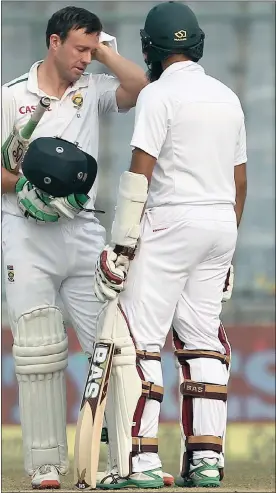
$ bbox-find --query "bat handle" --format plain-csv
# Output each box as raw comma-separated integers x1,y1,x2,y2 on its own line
114,245,136,259
40,96,51,109
20,97,51,140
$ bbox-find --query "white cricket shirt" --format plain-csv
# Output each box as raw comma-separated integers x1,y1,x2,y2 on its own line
1,60,120,216
130,61,247,208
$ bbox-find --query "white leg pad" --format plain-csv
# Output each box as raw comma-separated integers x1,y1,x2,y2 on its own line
12,306,69,475
178,357,229,466
103,385,118,471
101,301,142,478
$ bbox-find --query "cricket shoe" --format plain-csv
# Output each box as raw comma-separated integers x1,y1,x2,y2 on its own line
97,466,164,489
97,468,174,487
31,465,60,489
175,458,220,488
162,471,174,486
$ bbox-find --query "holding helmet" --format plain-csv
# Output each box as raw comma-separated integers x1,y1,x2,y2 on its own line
140,1,205,81
17,136,99,221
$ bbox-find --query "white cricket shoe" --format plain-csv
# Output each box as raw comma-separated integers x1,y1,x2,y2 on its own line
31,465,60,489
97,466,174,487
175,458,220,488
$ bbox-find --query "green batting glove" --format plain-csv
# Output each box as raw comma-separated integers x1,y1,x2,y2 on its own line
15,176,60,222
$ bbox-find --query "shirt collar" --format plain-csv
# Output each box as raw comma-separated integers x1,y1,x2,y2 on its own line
27,60,90,97
160,60,205,79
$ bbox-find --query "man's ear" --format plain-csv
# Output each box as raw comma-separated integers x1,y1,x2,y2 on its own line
49,34,61,51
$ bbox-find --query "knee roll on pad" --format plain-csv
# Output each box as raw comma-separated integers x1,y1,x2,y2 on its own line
13,306,69,475
174,334,230,480
102,303,163,477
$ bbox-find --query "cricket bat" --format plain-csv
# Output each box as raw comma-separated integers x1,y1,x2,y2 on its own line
74,299,118,490
1,96,51,172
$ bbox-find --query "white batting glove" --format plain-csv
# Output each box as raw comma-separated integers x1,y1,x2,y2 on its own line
94,245,130,302
222,265,234,302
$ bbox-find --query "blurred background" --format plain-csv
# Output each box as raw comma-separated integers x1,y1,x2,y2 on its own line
1,1,275,490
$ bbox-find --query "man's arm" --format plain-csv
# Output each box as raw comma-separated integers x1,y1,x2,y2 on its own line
234,162,247,227
129,148,156,183
94,86,169,302
234,114,247,227
1,167,20,194
95,43,148,110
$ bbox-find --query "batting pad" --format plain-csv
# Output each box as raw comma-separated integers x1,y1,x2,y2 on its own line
176,349,229,478
102,303,142,478
12,305,69,475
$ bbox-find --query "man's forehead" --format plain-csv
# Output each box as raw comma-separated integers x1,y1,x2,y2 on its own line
68,28,100,41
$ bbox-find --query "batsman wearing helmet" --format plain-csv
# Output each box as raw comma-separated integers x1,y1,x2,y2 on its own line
95,1,247,489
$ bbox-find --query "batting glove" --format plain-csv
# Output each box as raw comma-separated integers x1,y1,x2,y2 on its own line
49,193,90,220
16,176,59,223
1,127,29,172
222,265,234,302
94,245,130,302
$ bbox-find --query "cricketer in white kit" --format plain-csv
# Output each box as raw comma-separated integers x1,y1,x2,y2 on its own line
94,2,247,490
1,6,148,489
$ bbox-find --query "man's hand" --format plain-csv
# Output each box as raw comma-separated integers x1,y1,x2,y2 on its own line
1,126,28,173
94,245,130,302
222,265,234,302
49,193,90,219
93,42,115,64
16,176,59,222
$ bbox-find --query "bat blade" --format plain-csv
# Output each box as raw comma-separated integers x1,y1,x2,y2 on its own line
1,96,50,172
74,341,115,490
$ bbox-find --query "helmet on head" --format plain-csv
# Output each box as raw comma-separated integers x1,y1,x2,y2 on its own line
140,1,205,81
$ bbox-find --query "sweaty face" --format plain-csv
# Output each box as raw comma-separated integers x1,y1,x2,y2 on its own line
52,29,100,83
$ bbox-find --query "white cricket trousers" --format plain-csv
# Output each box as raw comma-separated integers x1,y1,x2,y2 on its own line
2,212,105,354
119,204,237,472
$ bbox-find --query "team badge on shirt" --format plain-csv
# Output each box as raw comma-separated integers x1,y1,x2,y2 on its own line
7,265,15,283
72,93,83,109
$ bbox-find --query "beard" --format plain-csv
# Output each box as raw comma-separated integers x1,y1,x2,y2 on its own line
146,61,163,83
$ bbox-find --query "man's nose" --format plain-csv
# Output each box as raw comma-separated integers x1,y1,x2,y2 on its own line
81,52,92,64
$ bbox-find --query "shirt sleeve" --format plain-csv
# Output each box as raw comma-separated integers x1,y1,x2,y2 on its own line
1,86,16,143
234,117,247,165
130,85,168,159
94,73,120,115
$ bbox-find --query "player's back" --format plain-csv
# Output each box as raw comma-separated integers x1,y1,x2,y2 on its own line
133,61,246,209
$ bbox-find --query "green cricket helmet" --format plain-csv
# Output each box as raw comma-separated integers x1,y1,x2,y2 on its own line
141,2,205,80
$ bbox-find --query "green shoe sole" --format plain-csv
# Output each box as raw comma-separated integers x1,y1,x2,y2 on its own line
175,475,192,487
192,478,220,488
97,478,164,489
175,475,220,488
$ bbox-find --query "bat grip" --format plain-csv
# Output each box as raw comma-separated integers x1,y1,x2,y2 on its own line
114,245,136,259
31,96,51,123
20,97,50,140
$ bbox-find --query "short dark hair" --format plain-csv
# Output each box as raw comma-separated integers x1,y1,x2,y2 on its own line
46,6,102,48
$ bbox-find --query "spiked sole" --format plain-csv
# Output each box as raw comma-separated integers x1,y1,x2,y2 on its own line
97,478,164,489
163,474,174,486
32,480,60,489
192,480,220,488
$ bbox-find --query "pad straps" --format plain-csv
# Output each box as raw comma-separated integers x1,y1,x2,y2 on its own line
175,348,230,369
180,380,227,402
174,336,229,478
132,349,163,456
